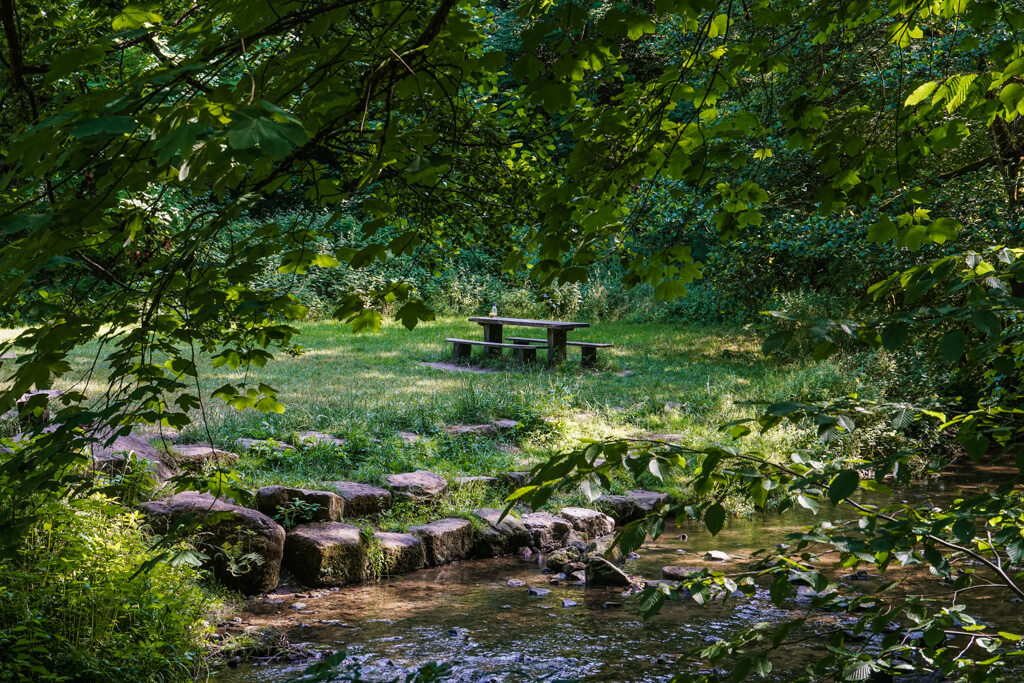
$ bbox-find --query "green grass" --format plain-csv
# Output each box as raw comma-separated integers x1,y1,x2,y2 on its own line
1,318,881,522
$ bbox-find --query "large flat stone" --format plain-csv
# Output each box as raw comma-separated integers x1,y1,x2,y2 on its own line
328,481,392,517
410,518,474,567
585,556,634,587
369,532,426,577
284,522,366,587
521,511,574,551
386,470,448,502
140,492,285,594
471,508,532,558
235,437,294,452
256,486,344,523
453,475,500,488
560,507,616,539
170,443,239,468
90,432,176,482
295,431,347,447
597,489,671,525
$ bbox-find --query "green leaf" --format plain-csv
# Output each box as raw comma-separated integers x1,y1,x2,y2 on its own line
113,6,162,30
828,470,859,504
905,81,938,106
939,329,966,363
705,503,726,536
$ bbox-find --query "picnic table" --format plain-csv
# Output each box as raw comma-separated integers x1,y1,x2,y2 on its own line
443,317,612,367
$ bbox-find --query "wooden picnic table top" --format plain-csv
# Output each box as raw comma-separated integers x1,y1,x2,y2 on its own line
467,316,590,330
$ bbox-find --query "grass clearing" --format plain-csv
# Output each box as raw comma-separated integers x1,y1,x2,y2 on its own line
2,318,882,521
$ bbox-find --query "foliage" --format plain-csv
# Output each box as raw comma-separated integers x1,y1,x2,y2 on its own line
0,494,216,681
273,499,324,529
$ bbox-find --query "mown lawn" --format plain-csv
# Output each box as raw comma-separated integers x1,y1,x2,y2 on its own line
2,318,875,528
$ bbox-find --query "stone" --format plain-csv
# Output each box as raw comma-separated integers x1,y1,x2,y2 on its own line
396,431,421,444
521,511,574,551
662,566,699,581
502,471,530,487
602,601,623,609
235,437,294,452
443,423,498,436
420,361,498,374
453,475,500,488
90,432,176,482
409,518,474,567
704,550,731,561
386,470,448,502
562,598,578,608
369,532,425,577
256,486,344,522
284,522,366,587
585,556,634,587
527,587,551,597
327,481,392,517
170,443,239,467
507,579,526,587
492,419,519,432
15,389,64,427
471,508,532,558
295,431,347,447
559,507,616,539
596,490,671,525
544,546,582,571
140,492,285,594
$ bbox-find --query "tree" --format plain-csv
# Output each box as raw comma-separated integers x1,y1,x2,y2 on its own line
4,0,1024,679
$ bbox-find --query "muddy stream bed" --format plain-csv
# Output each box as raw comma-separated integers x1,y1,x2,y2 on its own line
214,472,1023,681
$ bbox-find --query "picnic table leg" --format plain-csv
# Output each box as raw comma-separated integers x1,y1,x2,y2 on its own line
546,329,567,367
581,346,598,368
483,323,503,357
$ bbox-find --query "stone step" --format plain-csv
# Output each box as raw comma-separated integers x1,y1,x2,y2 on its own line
371,531,425,577
409,518,474,567
256,486,344,523
327,481,392,517
559,507,616,539
596,489,671,525
295,431,347,447
521,511,575,552
140,492,284,595
284,522,365,587
471,508,531,558
385,470,448,502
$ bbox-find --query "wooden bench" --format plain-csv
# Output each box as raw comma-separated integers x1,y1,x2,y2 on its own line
444,338,548,364
507,337,614,368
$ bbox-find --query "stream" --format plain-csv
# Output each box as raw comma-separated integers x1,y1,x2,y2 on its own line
213,469,1023,681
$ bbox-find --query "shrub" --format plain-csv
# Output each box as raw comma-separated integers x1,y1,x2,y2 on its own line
0,495,218,681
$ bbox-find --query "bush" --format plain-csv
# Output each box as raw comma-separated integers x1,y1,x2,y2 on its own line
0,495,218,681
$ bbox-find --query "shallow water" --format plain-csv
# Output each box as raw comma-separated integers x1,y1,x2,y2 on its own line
214,473,1023,681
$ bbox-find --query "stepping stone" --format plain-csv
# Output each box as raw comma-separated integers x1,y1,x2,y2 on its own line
521,511,574,552
140,492,285,594
597,489,671,525
409,518,474,567
15,389,64,427
453,475,500,488
235,437,294,452
327,481,392,517
492,419,519,431
396,431,421,445
585,556,633,587
142,428,180,444
90,432,176,482
471,508,532,558
527,587,550,597
386,470,448,502
256,486,344,523
170,443,239,466
704,550,731,561
502,471,531,487
284,522,366,587
369,532,425,577
420,361,497,374
662,565,700,581
444,423,499,436
295,431,347,447
559,507,616,539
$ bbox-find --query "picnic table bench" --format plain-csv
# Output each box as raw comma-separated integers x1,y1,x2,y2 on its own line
445,316,613,367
